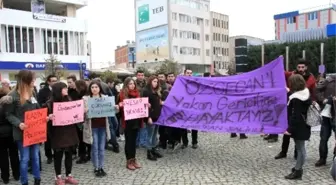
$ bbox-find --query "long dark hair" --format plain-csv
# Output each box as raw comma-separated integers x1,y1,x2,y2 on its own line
88,80,103,97
146,75,161,97
121,77,138,98
51,82,70,102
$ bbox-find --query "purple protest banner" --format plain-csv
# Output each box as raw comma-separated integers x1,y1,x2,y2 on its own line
157,56,288,134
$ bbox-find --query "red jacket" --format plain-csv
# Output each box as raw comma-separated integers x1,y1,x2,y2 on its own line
285,71,316,101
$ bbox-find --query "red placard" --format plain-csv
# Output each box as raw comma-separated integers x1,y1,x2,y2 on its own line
23,108,47,147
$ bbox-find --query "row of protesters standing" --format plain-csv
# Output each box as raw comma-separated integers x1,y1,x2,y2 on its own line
0,87,20,184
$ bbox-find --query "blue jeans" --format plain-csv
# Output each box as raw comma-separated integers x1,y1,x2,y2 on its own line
17,141,40,184
137,127,147,147
146,124,159,150
92,128,106,169
108,117,118,146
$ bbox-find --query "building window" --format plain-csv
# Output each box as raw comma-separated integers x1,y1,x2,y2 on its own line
287,17,296,24
205,34,209,41
226,21,229,29
6,26,35,54
205,19,209,26
173,29,178,38
172,12,177,20
308,12,318,20
204,4,209,11
206,49,210,56
43,29,69,55
213,19,216,26
173,45,178,54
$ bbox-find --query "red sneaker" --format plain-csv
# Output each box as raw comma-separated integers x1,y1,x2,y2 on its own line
55,177,65,185
64,176,79,185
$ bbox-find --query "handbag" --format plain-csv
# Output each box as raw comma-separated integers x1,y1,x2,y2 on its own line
330,156,336,182
305,104,322,127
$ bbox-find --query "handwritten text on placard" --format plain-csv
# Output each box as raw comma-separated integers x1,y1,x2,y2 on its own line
88,96,115,118
23,108,48,147
123,97,148,120
53,100,84,126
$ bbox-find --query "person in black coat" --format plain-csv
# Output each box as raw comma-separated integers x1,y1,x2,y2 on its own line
142,76,164,161
284,74,311,180
0,88,20,184
37,74,57,164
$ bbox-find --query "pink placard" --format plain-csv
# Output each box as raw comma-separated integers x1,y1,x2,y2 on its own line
123,97,148,120
53,100,84,126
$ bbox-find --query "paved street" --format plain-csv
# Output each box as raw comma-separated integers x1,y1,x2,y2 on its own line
6,132,336,185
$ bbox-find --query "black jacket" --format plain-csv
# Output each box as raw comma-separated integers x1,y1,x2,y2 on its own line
287,88,312,140
143,88,162,122
0,96,12,138
37,85,51,106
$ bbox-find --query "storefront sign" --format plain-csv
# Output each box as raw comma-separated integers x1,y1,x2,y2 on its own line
33,13,66,23
0,61,86,70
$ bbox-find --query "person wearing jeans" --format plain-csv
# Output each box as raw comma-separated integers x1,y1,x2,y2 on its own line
146,124,161,160
284,75,311,180
143,76,164,161
17,142,41,185
136,127,147,148
83,82,112,178
92,127,107,176
5,70,43,185
107,116,119,153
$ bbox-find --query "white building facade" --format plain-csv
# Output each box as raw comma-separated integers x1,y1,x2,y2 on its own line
134,0,212,74
0,0,88,86
210,11,229,75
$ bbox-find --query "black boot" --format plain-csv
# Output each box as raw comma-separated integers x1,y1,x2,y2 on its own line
315,159,326,167
275,152,287,159
239,134,248,139
285,169,303,180
112,144,120,153
152,148,163,158
230,133,237,138
147,150,157,161
76,156,87,164
34,178,41,185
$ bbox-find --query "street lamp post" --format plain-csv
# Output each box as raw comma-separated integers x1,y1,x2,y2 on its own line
131,51,136,68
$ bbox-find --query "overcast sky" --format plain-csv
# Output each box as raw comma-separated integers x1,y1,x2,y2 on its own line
77,0,335,69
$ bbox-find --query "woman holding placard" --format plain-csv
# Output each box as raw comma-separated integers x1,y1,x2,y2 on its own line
142,76,163,161
5,70,42,185
118,77,145,170
82,81,113,177
46,82,79,185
